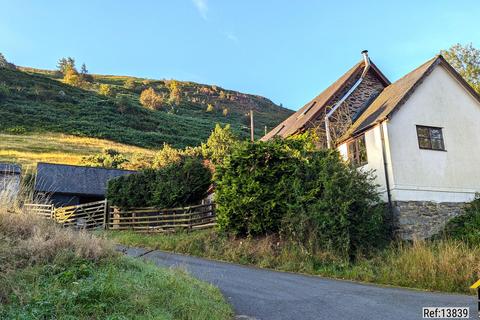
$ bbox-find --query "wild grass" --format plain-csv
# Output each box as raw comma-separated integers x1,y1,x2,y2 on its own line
107,230,480,294
0,198,232,319
0,132,156,168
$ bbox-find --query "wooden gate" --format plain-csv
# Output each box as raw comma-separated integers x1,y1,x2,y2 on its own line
54,200,107,229
24,203,54,219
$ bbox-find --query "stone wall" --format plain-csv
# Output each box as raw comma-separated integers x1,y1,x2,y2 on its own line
392,201,466,240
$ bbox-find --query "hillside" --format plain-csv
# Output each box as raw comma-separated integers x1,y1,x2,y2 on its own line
0,132,156,169
0,66,292,149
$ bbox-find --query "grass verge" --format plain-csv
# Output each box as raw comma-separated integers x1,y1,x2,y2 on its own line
0,206,232,319
107,229,480,295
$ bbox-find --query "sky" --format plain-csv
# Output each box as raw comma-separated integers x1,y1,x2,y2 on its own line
1,0,479,110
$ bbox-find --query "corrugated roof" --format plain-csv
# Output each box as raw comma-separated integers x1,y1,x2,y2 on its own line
34,163,136,196
0,163,21,174
261,59,389,141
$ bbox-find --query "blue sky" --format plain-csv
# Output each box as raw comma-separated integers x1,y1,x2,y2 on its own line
1,0,479,110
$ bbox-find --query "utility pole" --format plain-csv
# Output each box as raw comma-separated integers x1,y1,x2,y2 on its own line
250,109,254,142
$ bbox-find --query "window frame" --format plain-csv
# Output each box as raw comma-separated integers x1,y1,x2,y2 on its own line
347,134,368,167
416,125,446,151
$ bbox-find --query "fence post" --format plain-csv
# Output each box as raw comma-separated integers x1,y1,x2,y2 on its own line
112,206,120,229
50,204,55,220
103,199,109,230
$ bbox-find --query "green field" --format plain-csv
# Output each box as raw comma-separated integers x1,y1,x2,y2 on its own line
0,66,292,149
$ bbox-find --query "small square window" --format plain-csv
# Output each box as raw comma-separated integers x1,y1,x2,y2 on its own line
416,125,445,151
347,134,368,167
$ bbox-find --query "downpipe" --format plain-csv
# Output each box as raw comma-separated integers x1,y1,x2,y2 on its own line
326,50,371,148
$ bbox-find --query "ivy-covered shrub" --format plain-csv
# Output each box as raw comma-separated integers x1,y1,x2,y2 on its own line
214,136,389,257
441,195,480,245
107,157,211,208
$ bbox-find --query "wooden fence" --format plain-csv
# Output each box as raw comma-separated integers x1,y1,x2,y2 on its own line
24,203,54,219
108,203,216,232
24,201,216,233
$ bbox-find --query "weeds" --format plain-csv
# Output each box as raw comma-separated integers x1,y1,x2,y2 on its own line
108,230,480,294
0,200,232,319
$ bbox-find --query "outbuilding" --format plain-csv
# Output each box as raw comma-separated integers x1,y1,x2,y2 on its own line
34,162,135,207
0,163,21,200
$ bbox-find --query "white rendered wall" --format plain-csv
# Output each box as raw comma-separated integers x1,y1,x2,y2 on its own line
386,65,480,202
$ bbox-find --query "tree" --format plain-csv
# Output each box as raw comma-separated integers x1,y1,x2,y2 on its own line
81,149,128,169
107,157,212,208
124,78,136,90
57,57,76,75
214,137,388,257
167,80,182,105
139,87,164,110
153,143,183,168
441,43,480,93
99,84,113,97
63,68,80,86
201,124,238,164
206,104,214,112
222,107,229,117
0,53,15,69
79,63,94,83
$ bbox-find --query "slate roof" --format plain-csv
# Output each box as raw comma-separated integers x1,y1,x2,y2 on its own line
261,59,390,141
34,163,136,196
262,54,480,145
338,55,480,143
0,163,21,174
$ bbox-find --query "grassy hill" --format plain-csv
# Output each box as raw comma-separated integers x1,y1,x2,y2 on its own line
0,132,156,169
0,66,292,149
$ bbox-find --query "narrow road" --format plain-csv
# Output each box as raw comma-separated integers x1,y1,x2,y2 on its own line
120,246,476,320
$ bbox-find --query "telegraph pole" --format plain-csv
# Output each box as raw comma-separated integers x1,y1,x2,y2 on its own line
250,109,254,142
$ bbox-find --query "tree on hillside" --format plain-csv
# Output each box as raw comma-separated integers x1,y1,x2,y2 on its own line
63,68,80,86
57,57,76,75
140,87,164,110
124,78,136,90
222,107,229,117
441,43,480,93
206,104,214,112
79,63,94,83
167,80,182,105
0,53,15,69
201,124,238,164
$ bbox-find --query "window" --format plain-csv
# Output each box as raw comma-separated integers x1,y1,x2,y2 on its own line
347,134,368,166
416,125,445,151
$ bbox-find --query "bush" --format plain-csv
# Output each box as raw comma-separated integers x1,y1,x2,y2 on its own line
441,195,480,245
153,143,184,168
214,136,389,257
108,157,212,208
6,126,27,135
0,82,10,101
123,78,136,90
81,149,128,169
115,94,134,113
140,87,164,110
99,84,113,97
